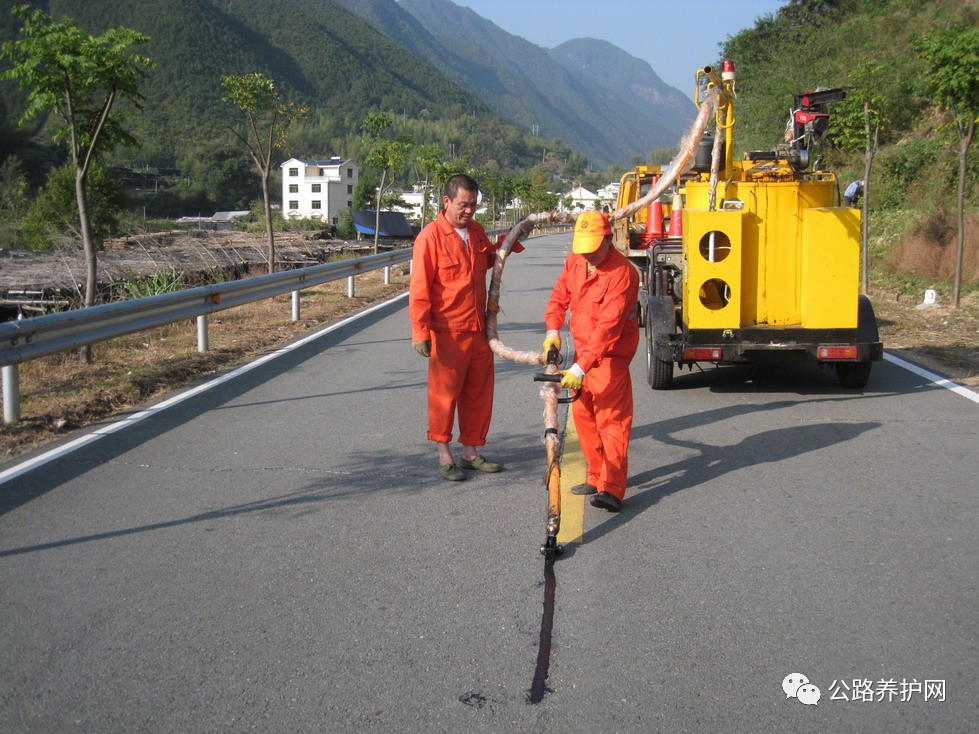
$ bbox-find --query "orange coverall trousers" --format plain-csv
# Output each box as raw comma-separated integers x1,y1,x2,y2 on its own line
427,330,494,446
572,355,633,501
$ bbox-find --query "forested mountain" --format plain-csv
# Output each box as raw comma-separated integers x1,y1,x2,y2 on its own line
0,0,695,176
0,0,504,161
389,0,692,166
0,0,586,214
547,37,692,136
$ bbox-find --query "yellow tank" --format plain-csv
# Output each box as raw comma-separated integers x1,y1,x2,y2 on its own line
682,163,857,330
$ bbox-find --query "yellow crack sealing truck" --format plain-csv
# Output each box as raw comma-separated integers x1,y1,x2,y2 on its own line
613,61,882,390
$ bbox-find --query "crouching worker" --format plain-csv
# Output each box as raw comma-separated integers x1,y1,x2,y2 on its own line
542,210,639,511
408,173,521,482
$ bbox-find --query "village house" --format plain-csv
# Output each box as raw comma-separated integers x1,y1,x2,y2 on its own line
559,185,600,213
280,157,358,227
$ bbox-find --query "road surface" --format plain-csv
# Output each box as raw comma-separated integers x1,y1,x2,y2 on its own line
1,232,976,732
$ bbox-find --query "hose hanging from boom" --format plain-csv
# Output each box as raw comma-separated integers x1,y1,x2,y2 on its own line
610,86,718,223
485,211,571,556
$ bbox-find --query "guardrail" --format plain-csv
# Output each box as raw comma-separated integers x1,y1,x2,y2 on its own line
0,247,413,424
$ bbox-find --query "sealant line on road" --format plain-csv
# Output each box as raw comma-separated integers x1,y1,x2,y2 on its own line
884,352,979,405
558,412,586,545
0,292,410,487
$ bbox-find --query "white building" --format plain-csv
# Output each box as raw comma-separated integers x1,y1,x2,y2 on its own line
560,185,600,212
280,157,358,226
394,186,426,223
597,182,620,207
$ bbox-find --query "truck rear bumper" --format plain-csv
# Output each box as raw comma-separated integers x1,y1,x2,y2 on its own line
658,326,884,364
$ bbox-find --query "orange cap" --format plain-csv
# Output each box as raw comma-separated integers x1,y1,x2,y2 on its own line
572,211,612,254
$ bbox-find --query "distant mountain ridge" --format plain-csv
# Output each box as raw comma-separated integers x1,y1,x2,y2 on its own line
337,0,693,167
1,0,694,180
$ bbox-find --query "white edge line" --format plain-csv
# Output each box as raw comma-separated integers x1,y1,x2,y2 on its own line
0,291,409,486
883,352,979,404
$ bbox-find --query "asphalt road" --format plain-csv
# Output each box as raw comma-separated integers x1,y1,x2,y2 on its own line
1,232,976,733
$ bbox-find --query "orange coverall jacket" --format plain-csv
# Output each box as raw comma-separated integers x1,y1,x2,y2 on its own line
544,247,640,499
409,211,498,445
409,210,496,342
544,247,640,372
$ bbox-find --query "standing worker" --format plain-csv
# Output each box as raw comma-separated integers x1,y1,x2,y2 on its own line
543,211,640,512
409,173,518,482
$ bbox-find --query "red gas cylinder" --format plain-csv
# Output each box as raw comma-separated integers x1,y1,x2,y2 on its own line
641,200,663,247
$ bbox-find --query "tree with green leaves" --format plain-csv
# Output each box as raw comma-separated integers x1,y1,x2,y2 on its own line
414,143,448,227
914,25,979,309
221,72,306,273
1,4,152,328
362,112,413,254
21,161,126,253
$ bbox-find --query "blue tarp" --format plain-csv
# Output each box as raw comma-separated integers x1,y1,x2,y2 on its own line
351,210,417,238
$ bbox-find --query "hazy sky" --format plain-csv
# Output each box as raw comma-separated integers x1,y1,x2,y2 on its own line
448,0,787,97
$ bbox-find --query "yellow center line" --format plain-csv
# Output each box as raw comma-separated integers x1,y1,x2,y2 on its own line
557,410,585,545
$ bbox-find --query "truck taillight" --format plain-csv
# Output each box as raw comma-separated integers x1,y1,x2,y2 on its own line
817,345,858,360
683,347,723,361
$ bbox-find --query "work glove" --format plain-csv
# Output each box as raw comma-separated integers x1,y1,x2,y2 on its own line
542,331,561,354
412,340,431,358
494,234,525,253
559,369,583,391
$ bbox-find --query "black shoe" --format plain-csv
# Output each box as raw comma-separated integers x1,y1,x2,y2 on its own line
570,482,597,495
590,492,621,512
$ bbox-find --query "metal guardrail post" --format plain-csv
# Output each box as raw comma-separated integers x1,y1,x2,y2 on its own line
197,314,209,353
291,290,301,321
347,275,355,298
2,364,20,425
384,266,391,285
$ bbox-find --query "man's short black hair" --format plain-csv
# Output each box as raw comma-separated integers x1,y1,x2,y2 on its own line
444,173,479,201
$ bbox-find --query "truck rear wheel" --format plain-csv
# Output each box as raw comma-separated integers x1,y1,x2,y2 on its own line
835,361,872,389
646,324,674,390
645,296,676,390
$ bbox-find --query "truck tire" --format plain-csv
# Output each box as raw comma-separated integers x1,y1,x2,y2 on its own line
645,296,676,390
650,352,674,390
834,295,879,388
645,319,674,390
835,361,872,389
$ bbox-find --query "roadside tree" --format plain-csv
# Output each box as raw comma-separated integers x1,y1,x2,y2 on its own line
221,72,306,274
362,112,412,254
1,4,152,362
914,26,979,309
414,144,448,227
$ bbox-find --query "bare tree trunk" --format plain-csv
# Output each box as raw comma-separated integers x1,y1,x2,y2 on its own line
262,174,275,274
953,118,974,309
76,169,95,364
861,102,878,296
373,170,386,255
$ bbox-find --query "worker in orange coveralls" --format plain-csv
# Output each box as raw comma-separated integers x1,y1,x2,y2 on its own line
409,173,521,482
543,210,639,512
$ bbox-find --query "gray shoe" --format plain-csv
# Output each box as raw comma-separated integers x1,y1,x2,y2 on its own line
439,463,465,481
570,482,597,495
460,455,501,473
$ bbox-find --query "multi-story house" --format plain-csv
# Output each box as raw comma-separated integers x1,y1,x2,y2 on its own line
280,157,358,227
